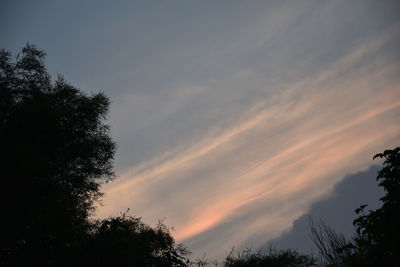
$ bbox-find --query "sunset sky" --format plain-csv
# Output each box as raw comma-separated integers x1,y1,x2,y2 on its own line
1,0,399,260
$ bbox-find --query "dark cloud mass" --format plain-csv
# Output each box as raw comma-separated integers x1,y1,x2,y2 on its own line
269,166,383,254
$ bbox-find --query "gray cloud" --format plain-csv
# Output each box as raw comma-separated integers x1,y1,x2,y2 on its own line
269,165,383,255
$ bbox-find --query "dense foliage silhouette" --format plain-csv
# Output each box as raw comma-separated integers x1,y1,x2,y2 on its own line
86,214,189,267
0,45,189,266
350,147,400,266
223,248,316,267
0,44,115,265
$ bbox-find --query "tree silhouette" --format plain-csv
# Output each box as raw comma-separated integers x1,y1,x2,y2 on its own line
0,44,192,267
0,44,116,265
351,147,400,266
309,218,352,266
86,214,189,267
310,147,400,267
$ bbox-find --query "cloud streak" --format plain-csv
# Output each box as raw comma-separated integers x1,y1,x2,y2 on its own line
98,26,400,259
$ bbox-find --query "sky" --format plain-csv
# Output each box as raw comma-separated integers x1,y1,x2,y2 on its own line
1,0,400,260
269,165,383,255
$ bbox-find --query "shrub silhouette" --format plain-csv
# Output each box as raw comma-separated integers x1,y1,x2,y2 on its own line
223,247,316,267
309,218,353,266
86,214,189,267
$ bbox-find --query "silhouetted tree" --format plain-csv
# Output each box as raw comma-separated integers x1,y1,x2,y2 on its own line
85,214,190,267
0,44,116,265
309,218,354,266
310,147,400,267
351,147,400,266
0,44,193,267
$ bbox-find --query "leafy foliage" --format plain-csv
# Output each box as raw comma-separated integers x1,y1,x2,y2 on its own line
351,147,400,266
82,214,190,267
0,44,116,265
0,44,189,266
223,247,317,267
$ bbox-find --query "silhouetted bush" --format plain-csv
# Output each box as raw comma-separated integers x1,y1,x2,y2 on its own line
81,214,189,267
309,218,354,266
223,247,317,267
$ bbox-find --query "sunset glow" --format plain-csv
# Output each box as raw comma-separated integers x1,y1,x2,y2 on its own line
3,0,399,260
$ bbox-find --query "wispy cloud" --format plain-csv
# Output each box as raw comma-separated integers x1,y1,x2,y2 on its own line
98,26,400,259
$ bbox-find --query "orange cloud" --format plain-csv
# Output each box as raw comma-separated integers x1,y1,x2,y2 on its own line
97,28,400,259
